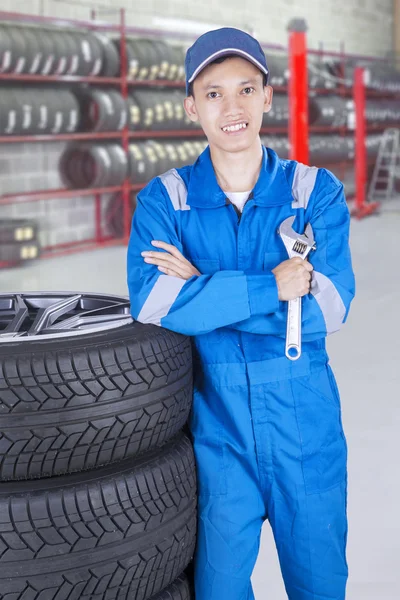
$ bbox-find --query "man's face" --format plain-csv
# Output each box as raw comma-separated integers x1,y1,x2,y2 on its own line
184,56,273,153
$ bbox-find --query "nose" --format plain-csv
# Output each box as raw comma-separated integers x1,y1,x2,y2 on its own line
223,94,244,119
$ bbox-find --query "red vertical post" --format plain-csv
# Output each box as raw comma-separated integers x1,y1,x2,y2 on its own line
287,19,309,164
120,7,132,243
353,67,367,216
352,67,379,218
91,8,102,243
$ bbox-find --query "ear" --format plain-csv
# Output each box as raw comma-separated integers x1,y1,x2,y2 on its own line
184,95,199,122
263,85,274,114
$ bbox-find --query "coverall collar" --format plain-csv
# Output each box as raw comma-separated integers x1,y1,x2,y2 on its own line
187,144,294,208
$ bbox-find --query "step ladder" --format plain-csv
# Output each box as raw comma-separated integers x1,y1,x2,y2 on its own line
368,128,400,203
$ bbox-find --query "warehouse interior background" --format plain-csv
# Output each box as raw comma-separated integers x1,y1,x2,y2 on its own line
0,0,399,599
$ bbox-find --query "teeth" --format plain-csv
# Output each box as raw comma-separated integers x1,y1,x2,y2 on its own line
222,122,247,132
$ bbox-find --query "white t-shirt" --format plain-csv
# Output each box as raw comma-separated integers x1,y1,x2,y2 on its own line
225,190,251,213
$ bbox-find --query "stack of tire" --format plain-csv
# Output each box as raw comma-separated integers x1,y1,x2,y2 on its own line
0,291,197,599
0,24,185,81
60,139,208,189
0,218,40,268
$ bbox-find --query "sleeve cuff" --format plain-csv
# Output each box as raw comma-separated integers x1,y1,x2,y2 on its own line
246,273,280,316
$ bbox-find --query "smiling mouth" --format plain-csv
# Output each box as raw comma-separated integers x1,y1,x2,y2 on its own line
222,122,248,133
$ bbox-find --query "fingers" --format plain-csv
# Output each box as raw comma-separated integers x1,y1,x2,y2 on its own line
151,240,189,263
143,253,193,278
157,266,186,279
290,256,313,271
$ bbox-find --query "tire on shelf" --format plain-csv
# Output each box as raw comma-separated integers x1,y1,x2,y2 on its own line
21,26,43,75
0,292,193,480
71,30,102,77
152,40,173,80
309,96,348,127
0,241,40,265
37,28,57,76
75,87,126,132
0,25,13,74
127,94,142,130
105,190,137,238
34,89,56,134
0,432,197,600
0,88,23,135
51,28,71,75
141,38,161,81
148,140,172,174
0,219,38,244
130,90,156,130
266,53,289,87
62,89,80,133
60,143,128,188
5,26,27,74
128,142,150,183
95,32,120,77
130,39,153,81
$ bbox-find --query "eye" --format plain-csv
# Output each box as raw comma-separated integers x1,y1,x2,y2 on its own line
207,91,220,99
243,87,255,94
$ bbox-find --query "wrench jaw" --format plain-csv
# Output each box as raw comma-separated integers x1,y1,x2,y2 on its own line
279,217,316,259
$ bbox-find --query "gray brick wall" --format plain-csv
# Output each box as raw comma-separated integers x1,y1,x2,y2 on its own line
22,0,396,56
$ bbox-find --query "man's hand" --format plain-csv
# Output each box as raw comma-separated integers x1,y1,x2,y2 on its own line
141,241,201,280
272,257,313,301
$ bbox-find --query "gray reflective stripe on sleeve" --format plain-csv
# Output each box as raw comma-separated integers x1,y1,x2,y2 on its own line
310,271,346,334
137,274,186,326
292,163,319,209
159,169,190,211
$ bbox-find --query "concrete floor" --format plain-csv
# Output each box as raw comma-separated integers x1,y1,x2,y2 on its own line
1,210,399,599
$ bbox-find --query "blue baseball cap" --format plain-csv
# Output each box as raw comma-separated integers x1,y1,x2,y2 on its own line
185,27,269,96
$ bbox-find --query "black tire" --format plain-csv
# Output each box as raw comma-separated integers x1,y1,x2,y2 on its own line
127,94,142,130
21,26,43,74
115,38,140,79
0,219,37,243
0,25,13,73
0,88,23,135
141,38,161,81
105,191,137,237
0,433,197,600
60,143,128,188
95,32,120,77
75,87,119,132
152,574,192,600
0,307,192,480
35,89,56,134
0,240,40,264
38,28,57,75
131,39,152,81
62,89,80,133
153,40,172,80
129,142,150,182
6,26,27,74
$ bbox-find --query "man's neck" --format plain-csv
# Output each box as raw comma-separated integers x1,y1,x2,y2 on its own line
210,138,263,193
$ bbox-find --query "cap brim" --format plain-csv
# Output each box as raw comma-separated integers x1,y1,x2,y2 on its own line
188,48,269,84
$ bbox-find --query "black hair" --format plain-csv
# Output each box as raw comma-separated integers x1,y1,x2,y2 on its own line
188,54,268,97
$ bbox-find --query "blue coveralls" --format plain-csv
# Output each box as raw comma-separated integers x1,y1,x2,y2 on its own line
127,145,355,600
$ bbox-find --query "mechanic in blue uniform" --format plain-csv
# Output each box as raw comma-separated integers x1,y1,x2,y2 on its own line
127,27,355,600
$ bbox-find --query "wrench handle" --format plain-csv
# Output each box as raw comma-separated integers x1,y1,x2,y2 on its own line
286,296,302,361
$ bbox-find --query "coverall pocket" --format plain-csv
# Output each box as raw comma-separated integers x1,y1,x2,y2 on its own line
189,258,220,275
292,365,347,495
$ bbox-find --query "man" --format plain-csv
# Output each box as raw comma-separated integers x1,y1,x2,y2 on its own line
127,27,355,600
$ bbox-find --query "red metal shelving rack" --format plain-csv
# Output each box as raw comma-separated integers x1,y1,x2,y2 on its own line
0,8,398,269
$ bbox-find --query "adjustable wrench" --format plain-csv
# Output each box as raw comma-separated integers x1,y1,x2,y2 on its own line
278,216,316,361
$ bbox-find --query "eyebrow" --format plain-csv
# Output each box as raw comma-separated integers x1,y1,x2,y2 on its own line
203,78,260,90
